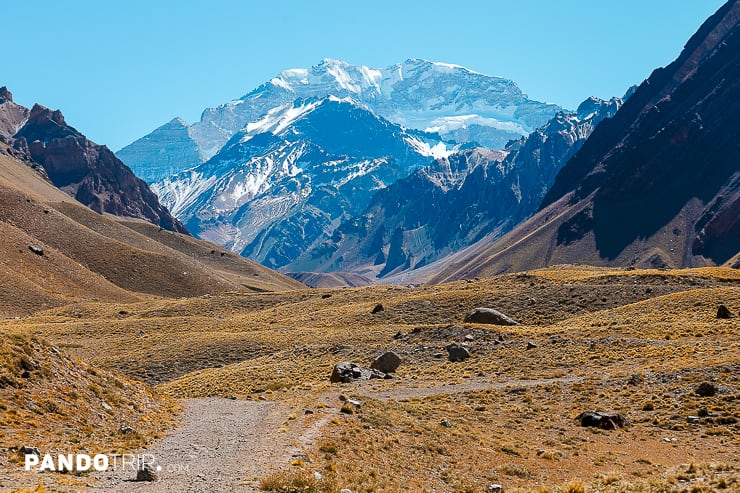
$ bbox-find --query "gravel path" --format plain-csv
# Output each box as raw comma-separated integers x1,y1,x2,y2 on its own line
94,398,290,492
356,375,583,401
90,376,581,492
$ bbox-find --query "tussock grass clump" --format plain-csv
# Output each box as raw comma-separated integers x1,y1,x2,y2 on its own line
260,469,337,493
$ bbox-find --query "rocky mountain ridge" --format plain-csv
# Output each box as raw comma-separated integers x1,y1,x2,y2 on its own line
153,96,456,269
424,0,740,282
284,96,622,280
0,87,187,234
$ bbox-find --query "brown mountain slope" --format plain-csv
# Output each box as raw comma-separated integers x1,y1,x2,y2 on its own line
0,329,177,487
0,150,303,316
425,1,739,283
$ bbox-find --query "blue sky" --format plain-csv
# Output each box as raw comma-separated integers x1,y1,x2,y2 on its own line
3,0,726,151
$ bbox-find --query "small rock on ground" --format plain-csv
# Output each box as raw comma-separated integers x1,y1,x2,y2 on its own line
445,343,471,362
716,305,735,318
577,411,628,430
695,382,717,397
135,464,158,482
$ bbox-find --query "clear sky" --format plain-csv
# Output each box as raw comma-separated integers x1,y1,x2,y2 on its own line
2,0,727,151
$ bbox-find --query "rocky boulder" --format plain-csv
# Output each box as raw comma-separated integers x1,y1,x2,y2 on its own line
370,352,402,373
445,343,471,362
696,382,717,397
19,445,41,457
135,463,158,482
464,307,518,326
330,362,388,383
577,411,628,430
716,305,735,319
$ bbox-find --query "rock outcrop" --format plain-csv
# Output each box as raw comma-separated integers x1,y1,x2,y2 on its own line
464,307,518,326
330,362,389,383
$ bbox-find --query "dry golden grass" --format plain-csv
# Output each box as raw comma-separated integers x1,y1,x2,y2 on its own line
0,328,178,491
1,265,738,491
526,265,740,283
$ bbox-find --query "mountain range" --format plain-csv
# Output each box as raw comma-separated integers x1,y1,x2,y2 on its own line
152,96,458,270
117,58,563,183
0,142,302,316
0,88,302,316
1,3,738,491
283,96,622,280
85,1,740,285
115,59,587,278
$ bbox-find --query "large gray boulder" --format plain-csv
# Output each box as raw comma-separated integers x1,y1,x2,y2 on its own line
370,352,402,373
464,307,518,326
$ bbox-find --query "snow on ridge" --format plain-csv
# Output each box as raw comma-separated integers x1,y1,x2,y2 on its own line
325,61,360,93
425,114,528,135
398,58,506,79
153,170,217,217
244,99,322,137
331,159,384,189
427,61,502,80
268,58,510,101
430,61,467,71
270,77,295,92
279,68,310,84
404,136,453,159
326,95,357,104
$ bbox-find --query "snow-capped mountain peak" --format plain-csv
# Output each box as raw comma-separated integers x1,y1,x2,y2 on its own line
119,58,564,184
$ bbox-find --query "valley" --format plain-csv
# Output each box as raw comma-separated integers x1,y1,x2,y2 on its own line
1,266,738,491
0,1,737,492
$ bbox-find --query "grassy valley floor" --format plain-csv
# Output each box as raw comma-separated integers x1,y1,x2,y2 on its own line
1,266,738,491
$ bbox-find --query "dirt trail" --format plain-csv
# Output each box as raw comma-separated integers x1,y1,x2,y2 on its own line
94,398,291,492
91,376,579,492
357,375,583,400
